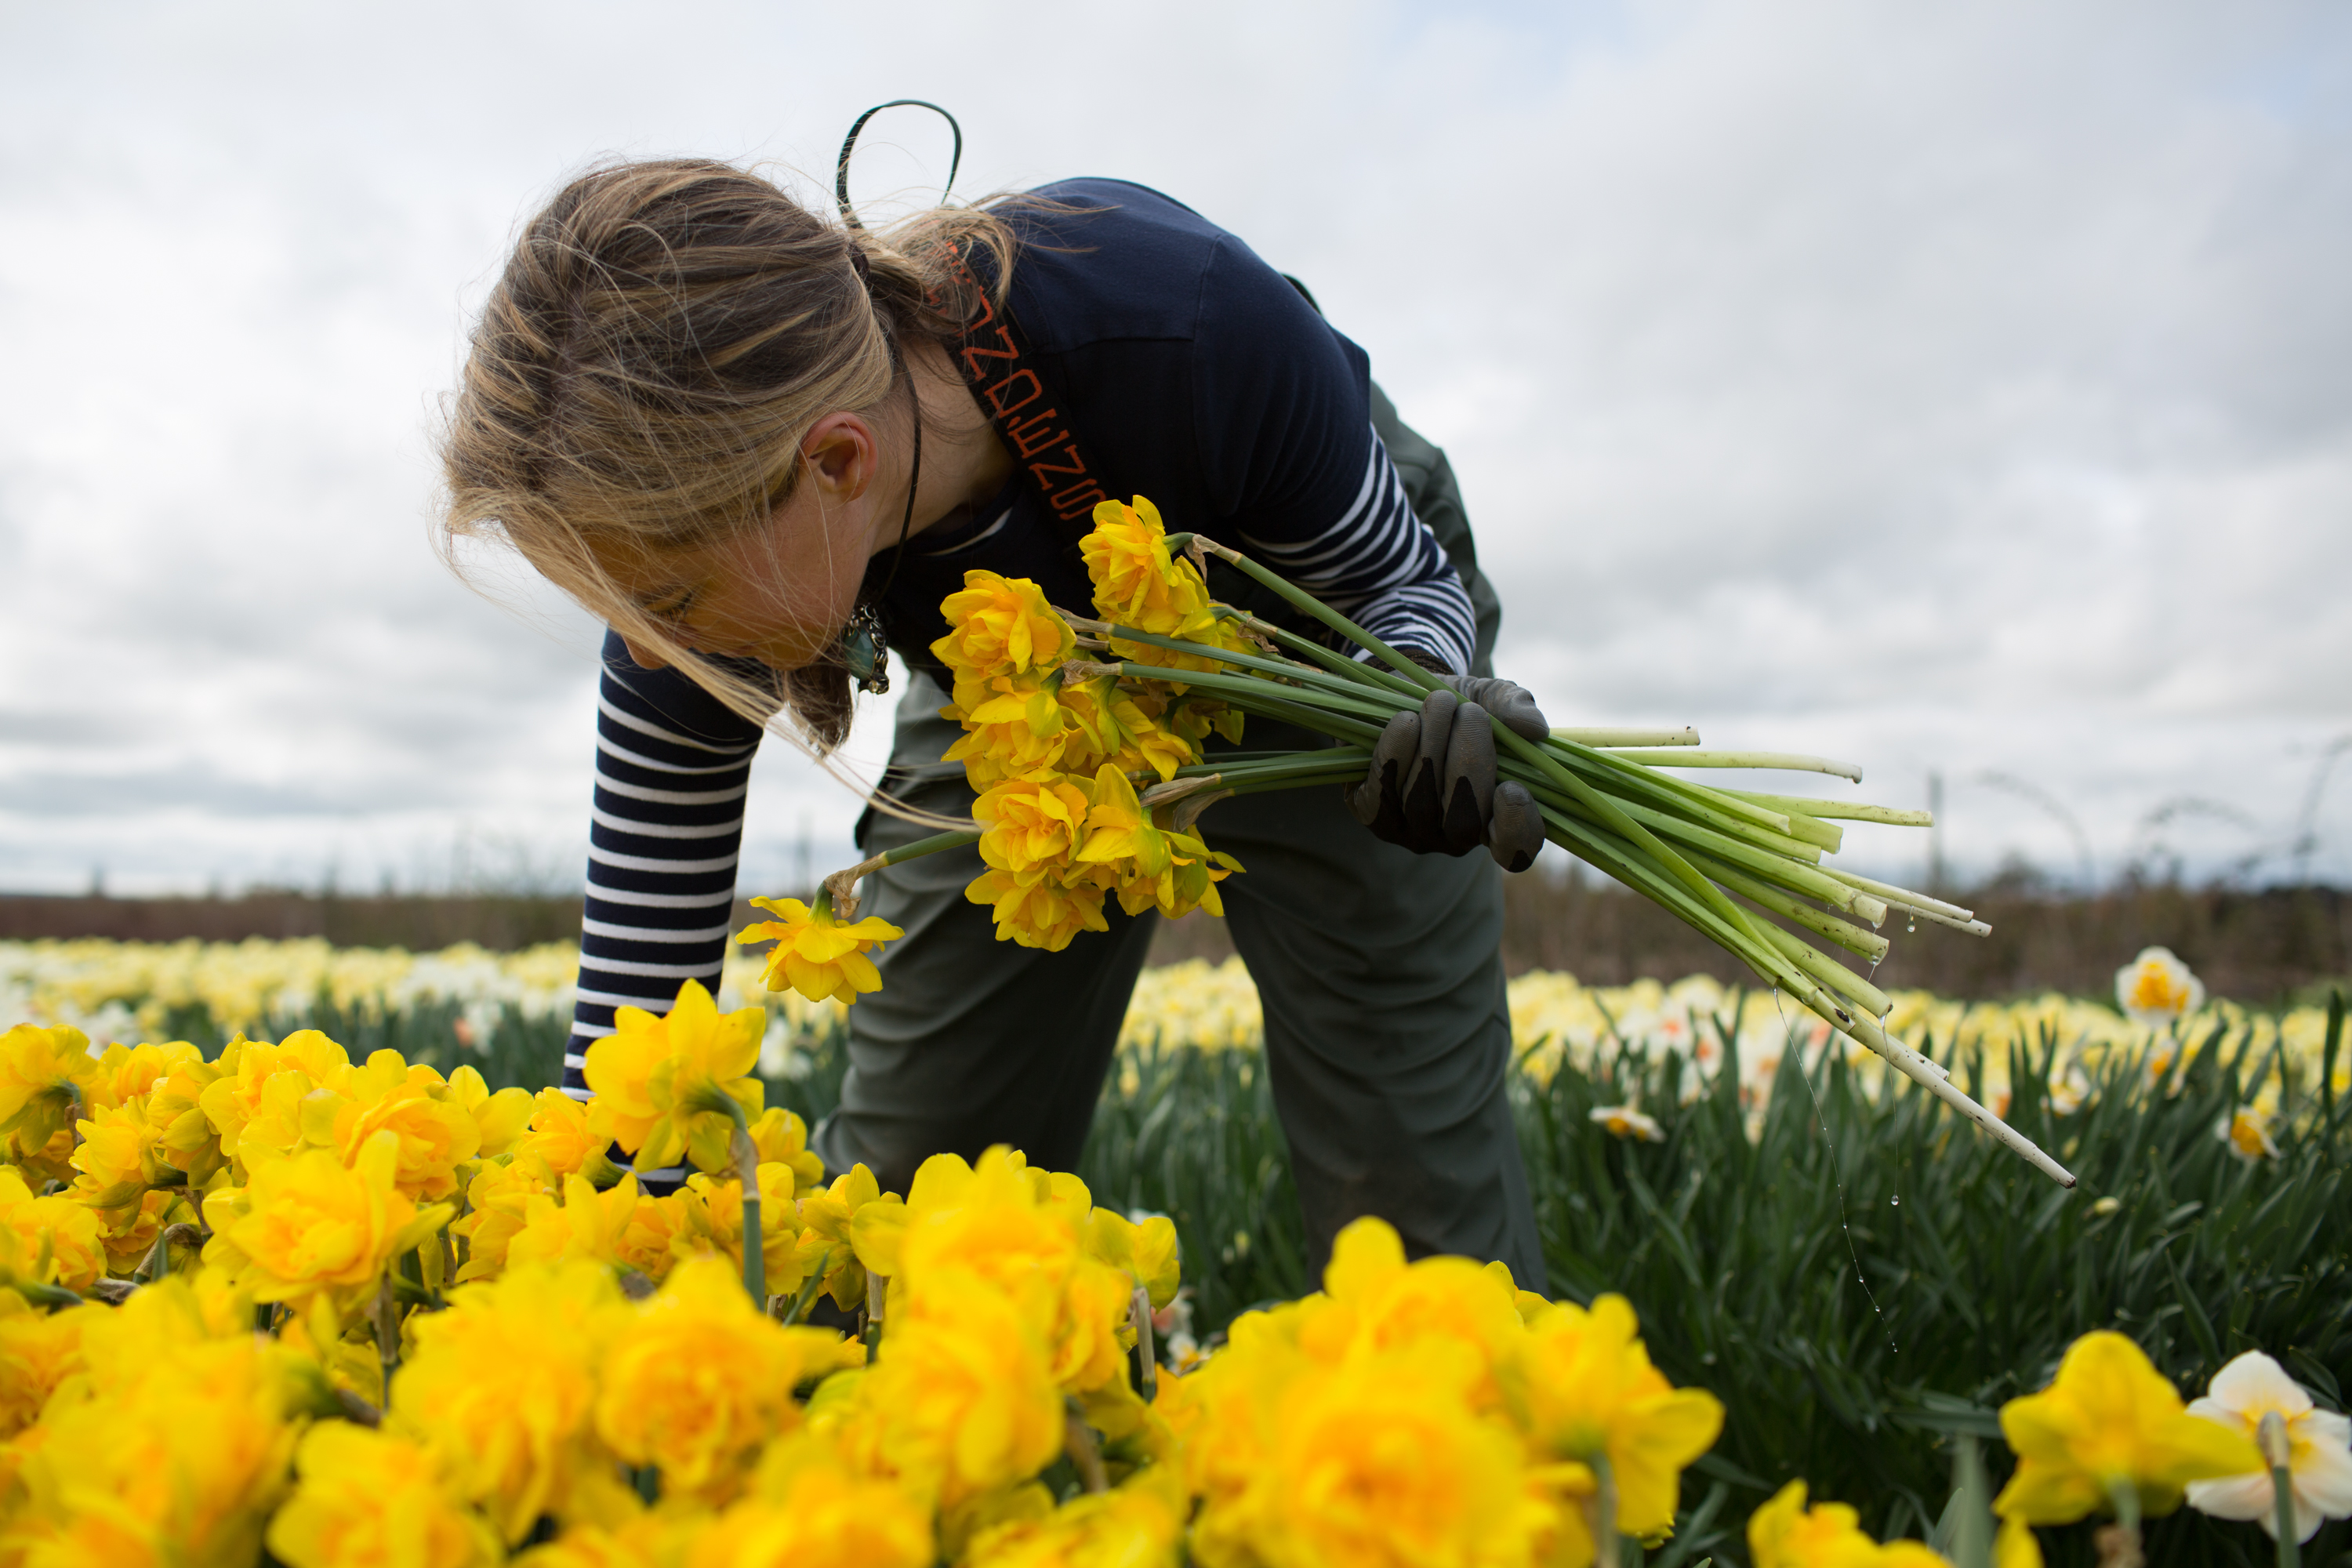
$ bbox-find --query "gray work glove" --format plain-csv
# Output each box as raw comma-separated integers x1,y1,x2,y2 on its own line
1345,677,1549,872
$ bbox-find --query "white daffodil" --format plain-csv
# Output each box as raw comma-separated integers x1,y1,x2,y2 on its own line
2216,1105,2281,1162
2115,945,2205,1029
1588,1104,1665,1142
2184,1351,2352,1541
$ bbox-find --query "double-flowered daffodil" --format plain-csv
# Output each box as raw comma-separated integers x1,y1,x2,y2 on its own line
580,978,765,1174
736,896,904,1007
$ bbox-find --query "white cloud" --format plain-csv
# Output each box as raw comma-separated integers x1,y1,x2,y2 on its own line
2,0,2348,899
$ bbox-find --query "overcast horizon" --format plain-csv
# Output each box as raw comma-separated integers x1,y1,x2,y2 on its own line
4,0,2350,903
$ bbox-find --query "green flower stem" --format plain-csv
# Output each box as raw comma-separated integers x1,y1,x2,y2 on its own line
2259,1412,2299,1568
1687,856,1889,962
1068,620,1403,710
2103,1480,2143,1566
731,1114,764,1309
818,829,985,920
1548,774,1823,869
1599,747,1866,782
1589,1450,1620,1566
1496,724,1783,967
1168,748,1370,784
372,1275,402,1396
1110,662,1406,727
1724,789,1935,828
1552,737,1802,838
1817,867,1984,927
1218,609,1428,699
879,827,985,864
1533,802,1800,994
685,1086,768,1307
1178,535,1443,693
1755,920,1893,1019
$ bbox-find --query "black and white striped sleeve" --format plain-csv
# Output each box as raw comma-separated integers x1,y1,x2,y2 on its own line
1189,235,1478,676
1237,432,1476,675
564,633,765,1174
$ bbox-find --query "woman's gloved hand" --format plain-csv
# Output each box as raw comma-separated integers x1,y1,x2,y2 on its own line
1345,677,1550,872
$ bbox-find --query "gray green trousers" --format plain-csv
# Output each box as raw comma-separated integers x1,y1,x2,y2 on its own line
811,695,1545,1286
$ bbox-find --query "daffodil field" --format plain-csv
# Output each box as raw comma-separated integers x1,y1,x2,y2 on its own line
1,934,2347,1564
0,508,2345,1566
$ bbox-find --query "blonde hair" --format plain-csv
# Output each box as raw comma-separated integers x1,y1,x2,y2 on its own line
437,156,1016,751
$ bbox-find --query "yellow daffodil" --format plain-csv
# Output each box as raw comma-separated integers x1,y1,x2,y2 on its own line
964,866,1111,953
3,1323,303,1566
736,898,905,1007
581,979,765,1174
688,1430,935,1568
0,1022,99,1157
745,1105,826,1191
795,1163,898,1312
976,775,1097,878
0,1296,89,1438
1229,1346,1546,1568
679,1162,805,1298
0,1165,107,1292
68,1097,166,1214
1076,765,1241,920
933,569,1076,698
593,1254,860,1501
1994,1330,2264,1546
394,1260,626,1545
2114,946,2204,1028
306,1050,484,1201
266,1421,496,1568
451,1152,555,1282
1749,1481,1951,1566
615,1187,699,1284
943,671,1091,789
836,1276,1066,1512
1508,1290,1725,1541
143,1042,233,1185
205,1130,454,1323
517,1087,625,1185
964,1463,1188,1568
860,1148,1134,1394
1085,1207,1181,1309
445,1062,535,1160
2184,1349,2352,1542
85,1038,200,1111
1081,495,1211,638
93,1187,191,1274
506,1172,644,1272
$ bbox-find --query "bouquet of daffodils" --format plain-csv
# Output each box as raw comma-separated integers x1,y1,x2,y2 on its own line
744,499,2071,1187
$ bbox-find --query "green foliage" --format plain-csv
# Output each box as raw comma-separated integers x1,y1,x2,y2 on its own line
1517,995,2350,1566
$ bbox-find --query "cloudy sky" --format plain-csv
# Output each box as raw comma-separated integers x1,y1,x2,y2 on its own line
3,0,2348,899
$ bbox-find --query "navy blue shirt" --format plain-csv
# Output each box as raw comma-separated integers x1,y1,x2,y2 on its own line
873,178,1474,687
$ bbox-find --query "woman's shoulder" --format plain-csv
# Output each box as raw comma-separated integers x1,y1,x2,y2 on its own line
1002,179,1305,355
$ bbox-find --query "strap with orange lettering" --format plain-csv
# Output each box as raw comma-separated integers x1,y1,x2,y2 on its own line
932,244,1113,539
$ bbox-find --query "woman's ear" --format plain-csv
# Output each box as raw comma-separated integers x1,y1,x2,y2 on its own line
798,412,879,503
